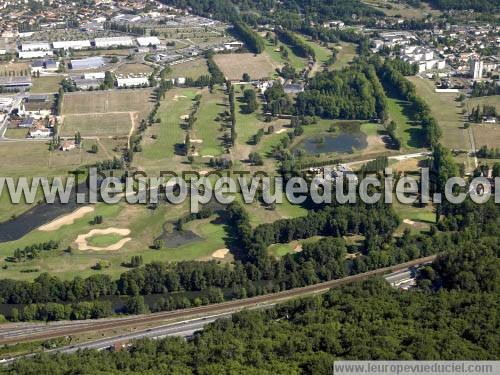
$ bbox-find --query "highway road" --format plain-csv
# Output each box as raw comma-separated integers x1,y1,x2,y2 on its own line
0,255,436,355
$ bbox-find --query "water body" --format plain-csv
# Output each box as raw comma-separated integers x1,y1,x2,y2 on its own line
0,184,93,243
296,124,368,155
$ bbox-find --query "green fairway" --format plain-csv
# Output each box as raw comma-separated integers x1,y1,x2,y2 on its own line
194,87,226,157
87,233,125,248
386,96,425,150
263,37,307,72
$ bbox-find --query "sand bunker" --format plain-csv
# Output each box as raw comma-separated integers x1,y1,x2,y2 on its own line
403,219,416,225
275,128,288,134
75,227,131,251
39,206,95,232
293,244,303,253
180,114,189,120
212,248,229,258
202,154,214,158
172,95,187,101
190,139,203,144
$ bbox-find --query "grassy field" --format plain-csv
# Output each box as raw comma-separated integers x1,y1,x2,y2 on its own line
332,42,358,70
472,124,500,149
30,76,63,93
135,88,200,172
167,58,209,79
408,76,468,150
362,0,441,18
4,128,28,139
114,63,153,75
62,89,153,118
386,96,425,150
193,87,226,157
213,53,279,81
467,95,500,112
263,37,306,72
0,62,30,76
268,236,322,257
61,112,132,137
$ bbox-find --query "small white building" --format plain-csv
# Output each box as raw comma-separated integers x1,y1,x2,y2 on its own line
84,72,106,80
21,42,51,51
94,36,134,48
136,36,161,47
52,40,91,50
19,50,54,59
116,75,149,88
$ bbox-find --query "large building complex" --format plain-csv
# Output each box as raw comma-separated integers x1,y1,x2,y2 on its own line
52,40,92,50
94,36,135,48
70,56,106,70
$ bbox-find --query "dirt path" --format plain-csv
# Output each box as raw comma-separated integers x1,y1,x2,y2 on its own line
38,206,95,231
127,112,137,149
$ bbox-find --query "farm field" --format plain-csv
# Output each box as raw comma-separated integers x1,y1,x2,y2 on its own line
467,95,500,112
61,112,133,137
0,62,30,76
30,76,63,93
362,0,441,18
213,53,279,81
167,58,210,79
472,124,500,149
408,76,468,150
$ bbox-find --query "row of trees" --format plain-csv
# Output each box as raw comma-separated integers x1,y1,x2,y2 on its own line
275,29,315,59
233,21,265,54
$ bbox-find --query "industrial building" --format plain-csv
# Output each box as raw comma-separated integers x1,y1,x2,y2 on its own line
19,50,54,59
136,36,161,47
84,72,105,80
0,75,32,90
94,36,134,48
116,75,149,87
21,42,51,51
70,56,106,70
52,40,91,50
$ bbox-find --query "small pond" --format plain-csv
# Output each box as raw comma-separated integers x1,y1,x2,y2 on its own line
295,123,368,155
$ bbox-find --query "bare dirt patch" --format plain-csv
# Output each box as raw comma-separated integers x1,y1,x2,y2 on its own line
75,227,131,251
212,248,229,258
39,206,95,232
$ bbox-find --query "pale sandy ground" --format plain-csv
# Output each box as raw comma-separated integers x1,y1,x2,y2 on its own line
202,155,214,158
39,206,95,232
275,128,288,134
180,114,189,120
403,219,416,225
172,95,187,101
293,244,303,253
198,170,209,175
75,227,131,251
212,248,229,258
190,139,203,144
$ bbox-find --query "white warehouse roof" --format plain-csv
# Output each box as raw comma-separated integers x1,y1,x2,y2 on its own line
19,50,54,59
117,76,149,87
136,36,161,46
52,40,91,50
21,42,51,51
94,36,134,48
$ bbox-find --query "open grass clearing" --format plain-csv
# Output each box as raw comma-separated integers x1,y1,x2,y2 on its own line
213,52,279,81
408,76,468,150
263,36,306,72
386,96,425,150
62,89,153,118
331,42,357,70
30,76,63,93
61,112,132,137
472,123,500,150
167,58,209,79
114,63,153,75
193,86,227,156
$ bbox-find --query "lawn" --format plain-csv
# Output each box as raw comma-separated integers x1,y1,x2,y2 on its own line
4,128,28,139
114,63,153,75
386,96,425,150
263,37,306,72
87,233,125,248
61,112,132,137
466,95,500,112
267,236,322,257
62,89,153,119
193,87,227,157
408,76,468,150
167,58,210,79
30,76,63,93
135,88,200,171
331,42,357,70
213,52,279,81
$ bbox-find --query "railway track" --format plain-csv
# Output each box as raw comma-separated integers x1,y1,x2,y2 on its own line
0,255,436,345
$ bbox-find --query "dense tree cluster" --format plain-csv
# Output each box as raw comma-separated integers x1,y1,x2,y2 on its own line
428,0,498,12
471,81,500,97
5,272,498,372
